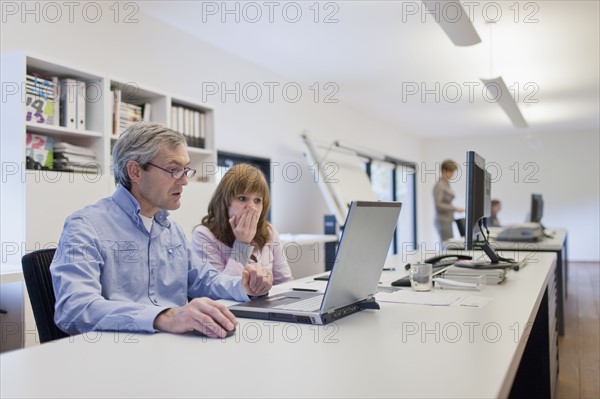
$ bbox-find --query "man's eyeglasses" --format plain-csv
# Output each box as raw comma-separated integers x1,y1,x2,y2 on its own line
146,162,197,179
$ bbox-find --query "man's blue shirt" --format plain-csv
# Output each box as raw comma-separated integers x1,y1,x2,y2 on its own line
51,184,249,334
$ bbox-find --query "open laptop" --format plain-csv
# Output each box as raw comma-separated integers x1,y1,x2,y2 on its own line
229,201,402,325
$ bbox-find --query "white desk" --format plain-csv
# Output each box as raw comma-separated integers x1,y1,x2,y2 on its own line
279,233,338,278
0,252,557,398
279,233,338,246
0,265,26,352
445,228,568,335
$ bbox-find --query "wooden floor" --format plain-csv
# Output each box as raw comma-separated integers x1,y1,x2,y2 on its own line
557,262,600,399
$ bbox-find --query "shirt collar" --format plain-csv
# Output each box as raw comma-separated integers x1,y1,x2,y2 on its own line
113,184,171,228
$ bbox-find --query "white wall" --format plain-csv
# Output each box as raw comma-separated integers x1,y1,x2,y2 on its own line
0,7,421,237
420,130,599,261
1,6,597,260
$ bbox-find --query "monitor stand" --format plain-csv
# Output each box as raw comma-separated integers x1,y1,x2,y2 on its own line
456,243,522,270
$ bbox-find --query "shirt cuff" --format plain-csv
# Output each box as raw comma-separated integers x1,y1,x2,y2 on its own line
231,240,253,265
139,306,170,333
235,278,251,302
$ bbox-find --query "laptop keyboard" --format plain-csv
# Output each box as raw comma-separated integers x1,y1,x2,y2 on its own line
272,295,323,312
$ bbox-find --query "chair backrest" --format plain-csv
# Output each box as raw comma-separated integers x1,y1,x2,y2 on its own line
21,248,69,343
454,218,466,237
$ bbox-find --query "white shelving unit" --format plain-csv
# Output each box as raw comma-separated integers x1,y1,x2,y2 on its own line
170,95,216,172
106,78,217,182
0,50,217,350
1,51,109,267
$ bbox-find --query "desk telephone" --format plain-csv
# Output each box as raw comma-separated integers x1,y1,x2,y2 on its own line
391,255,473,287
315,255,474,284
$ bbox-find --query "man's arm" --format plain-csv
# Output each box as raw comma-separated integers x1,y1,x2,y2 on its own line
186,243,272,300
186,242,250,301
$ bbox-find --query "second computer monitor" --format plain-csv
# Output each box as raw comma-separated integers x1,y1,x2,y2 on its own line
530,193,544,225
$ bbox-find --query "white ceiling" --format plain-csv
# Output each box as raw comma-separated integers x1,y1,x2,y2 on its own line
140,1,599,138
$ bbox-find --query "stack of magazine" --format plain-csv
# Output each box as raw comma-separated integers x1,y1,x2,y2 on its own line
441,266,507,285
26,133,54,169
111,86,147,136
25,74,59,126
53,142,98,173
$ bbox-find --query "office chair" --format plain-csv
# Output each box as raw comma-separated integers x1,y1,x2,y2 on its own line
454,218,466,237
21,248,69,343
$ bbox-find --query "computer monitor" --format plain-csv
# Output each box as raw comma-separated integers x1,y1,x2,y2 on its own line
461,151,518,268
530,193,544,225
464,151,492,251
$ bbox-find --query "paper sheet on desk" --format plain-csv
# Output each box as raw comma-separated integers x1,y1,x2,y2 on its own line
455,296,493,307
375,291,493,308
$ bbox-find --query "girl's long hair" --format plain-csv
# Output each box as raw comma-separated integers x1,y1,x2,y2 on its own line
201,163,271,249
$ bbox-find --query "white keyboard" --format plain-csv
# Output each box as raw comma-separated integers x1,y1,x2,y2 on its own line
273,295,323,312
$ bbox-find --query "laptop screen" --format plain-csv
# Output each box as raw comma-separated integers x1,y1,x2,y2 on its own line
320,201,402,312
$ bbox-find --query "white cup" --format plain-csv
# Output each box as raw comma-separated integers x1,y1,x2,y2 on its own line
409,263,433,291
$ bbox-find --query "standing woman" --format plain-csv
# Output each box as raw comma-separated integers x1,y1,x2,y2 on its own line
192,163,293,284
433,159,464,242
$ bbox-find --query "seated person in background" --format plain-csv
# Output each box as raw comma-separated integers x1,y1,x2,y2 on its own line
51,123,272,339
192,163,293,285
489,199,502,227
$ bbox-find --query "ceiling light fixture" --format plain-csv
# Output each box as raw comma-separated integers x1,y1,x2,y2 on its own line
480,22,529,128
423,1,528,127
480,76,528,127
421,0,481,46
